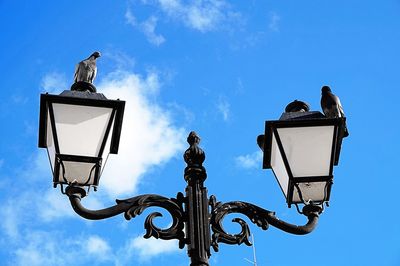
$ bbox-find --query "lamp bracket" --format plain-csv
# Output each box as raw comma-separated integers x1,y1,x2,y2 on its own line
209,195,322,252
66,186,186,248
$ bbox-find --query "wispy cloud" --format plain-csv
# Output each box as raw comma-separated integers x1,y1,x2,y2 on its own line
11,231,113,266
126,236,181,261
86,235,113,261
125,9,165,46
216,96,230,121
142,16,166,46
1,199,21,241
268,12,280,32
235,151,263,169
38,189,76,222
125,0,242,44
158,0,225,32
104,50,136,70
40,72,68,94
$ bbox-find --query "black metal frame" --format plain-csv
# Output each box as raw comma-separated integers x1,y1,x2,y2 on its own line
64,132,323,266
262,118,345,206
54,154,101,187
38,91,125,188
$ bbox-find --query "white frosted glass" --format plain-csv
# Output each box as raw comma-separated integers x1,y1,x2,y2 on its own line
57,161,96,185
53,103,112,157
277,126,334,177
99,117,114,176
46,110,56,172
292,182,328,203
270,134,289,197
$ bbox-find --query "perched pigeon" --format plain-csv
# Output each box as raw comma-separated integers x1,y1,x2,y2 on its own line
321,86,349,137
73,51,101,84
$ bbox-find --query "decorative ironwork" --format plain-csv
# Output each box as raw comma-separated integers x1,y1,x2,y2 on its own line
209,195,322,252
66,186,186,248
184,131,205,167
64,131,323,266
183,131,211,266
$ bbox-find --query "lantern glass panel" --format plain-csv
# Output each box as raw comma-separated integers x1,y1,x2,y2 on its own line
53,103,113,157
46,109,56,172
270,134,290,197
57,160,97,185
291,181,328,203
99,117,115,176
276,126,334,177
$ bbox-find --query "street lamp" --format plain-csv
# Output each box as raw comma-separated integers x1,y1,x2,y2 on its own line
38,89,347,266
38,90,125,191
259,100,346,208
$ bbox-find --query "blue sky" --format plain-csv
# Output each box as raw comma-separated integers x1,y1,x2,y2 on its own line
0,0,400,265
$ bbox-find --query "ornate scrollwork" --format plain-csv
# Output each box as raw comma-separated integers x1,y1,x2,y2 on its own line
116,192,186,247
209,195,274,251
209,195,321,252
67,186,186,249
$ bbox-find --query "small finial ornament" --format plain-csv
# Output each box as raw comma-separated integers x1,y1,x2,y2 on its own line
184,131,205,167
285,100,310,113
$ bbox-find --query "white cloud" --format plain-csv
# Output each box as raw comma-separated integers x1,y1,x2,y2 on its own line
157,0,234,32
125,9,165,46
97,70,185,196
235,151,263,169
0,199,21,241
268,12,280,32
41,72,68,94
86,235,112,261
125,8,137,26
126,0,242,41
104,50,136,70
11,231,113,266
127,235,181,261
13,231,68,266
142,16,166,46
217,96,230,121
39,189,76,222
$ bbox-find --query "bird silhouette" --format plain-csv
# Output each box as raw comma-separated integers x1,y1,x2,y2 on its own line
73,51,101,84
320,86,349,137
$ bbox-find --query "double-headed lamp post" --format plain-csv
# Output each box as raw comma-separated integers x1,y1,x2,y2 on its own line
38,85,347,265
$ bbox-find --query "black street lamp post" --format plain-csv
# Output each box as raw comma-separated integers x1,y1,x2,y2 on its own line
38,85,347,266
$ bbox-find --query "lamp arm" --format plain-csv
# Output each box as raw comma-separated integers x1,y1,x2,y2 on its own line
209,195,322,251
66,186,186,248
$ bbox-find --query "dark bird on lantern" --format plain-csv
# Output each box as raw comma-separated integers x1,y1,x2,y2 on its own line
73,51,101,84
321,86,349,137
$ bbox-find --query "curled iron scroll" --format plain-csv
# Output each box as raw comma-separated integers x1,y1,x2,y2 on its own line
67,186,186,249
209,195,274,251
209,195,321,252
116,192,186,248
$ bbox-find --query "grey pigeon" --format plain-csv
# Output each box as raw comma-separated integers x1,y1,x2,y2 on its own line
73,51,101,84
321,86,349,137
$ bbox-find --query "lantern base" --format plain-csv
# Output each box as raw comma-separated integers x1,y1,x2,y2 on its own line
71,81,97,93
65,185,87,199
302,204,323,216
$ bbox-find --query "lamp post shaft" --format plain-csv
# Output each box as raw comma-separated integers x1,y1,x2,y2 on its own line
185,167,210,266
183,132,211,266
